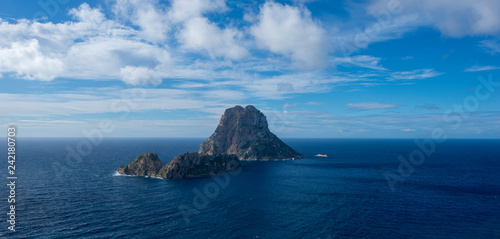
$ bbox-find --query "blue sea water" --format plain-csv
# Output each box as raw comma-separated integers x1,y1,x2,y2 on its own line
1,138,499,238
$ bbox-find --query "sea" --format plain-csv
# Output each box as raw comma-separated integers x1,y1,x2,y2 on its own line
1,138,499,239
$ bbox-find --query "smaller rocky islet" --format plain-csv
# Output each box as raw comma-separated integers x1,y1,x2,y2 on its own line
156,152,240,179
117,153,162,177
117,105,304,179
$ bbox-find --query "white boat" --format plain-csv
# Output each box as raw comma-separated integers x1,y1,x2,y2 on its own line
315,154,327,157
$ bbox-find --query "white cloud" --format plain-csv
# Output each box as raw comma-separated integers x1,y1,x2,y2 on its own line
465,65,500,72
120,66,161,85
0,39,64,81
389,69,442,80
163,0,248,60
64,36,170,80
368,0,500,37
346,102,402,110
113,0,170,43
178,17,248,60
250,2,327,68
332,55,387,70
69,2,106,24
168,0,227,23
0,3,173,84
34,3,127,46
479,40,500,54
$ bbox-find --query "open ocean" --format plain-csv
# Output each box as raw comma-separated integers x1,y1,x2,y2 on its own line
1,138,499,238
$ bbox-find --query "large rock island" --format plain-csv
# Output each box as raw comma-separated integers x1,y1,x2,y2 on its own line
199,105,303,160
117,105,303,179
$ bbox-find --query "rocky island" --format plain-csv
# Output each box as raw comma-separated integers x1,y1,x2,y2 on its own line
117,153,162,177
199,105,303,160
117,105,303,179
156,152,240,179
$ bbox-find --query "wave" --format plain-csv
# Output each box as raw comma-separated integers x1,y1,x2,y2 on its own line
113,171,163,179
113,171,138,177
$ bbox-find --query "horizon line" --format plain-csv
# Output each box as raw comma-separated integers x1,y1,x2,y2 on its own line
6,136,500,140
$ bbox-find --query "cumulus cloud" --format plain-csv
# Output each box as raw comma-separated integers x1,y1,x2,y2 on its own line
0,39,64,81
64,37,170,80
368,0,500,37
0,3,172,84
168,0,227,23
178,17,248,60
250,2,327,68
113,0,170,43
41,3,124,46
389,69,442,80
346,102,402,110
167,0,248,60
70,2,106,24
120,66,161,85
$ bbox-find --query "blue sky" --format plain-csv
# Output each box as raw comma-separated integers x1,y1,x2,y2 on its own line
0,0,499,138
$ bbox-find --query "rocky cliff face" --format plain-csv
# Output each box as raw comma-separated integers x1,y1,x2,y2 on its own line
157,152,240,179
199,105,303,160
117,153,163,177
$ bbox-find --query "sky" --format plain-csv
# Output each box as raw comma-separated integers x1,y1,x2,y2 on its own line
0,0,499,138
